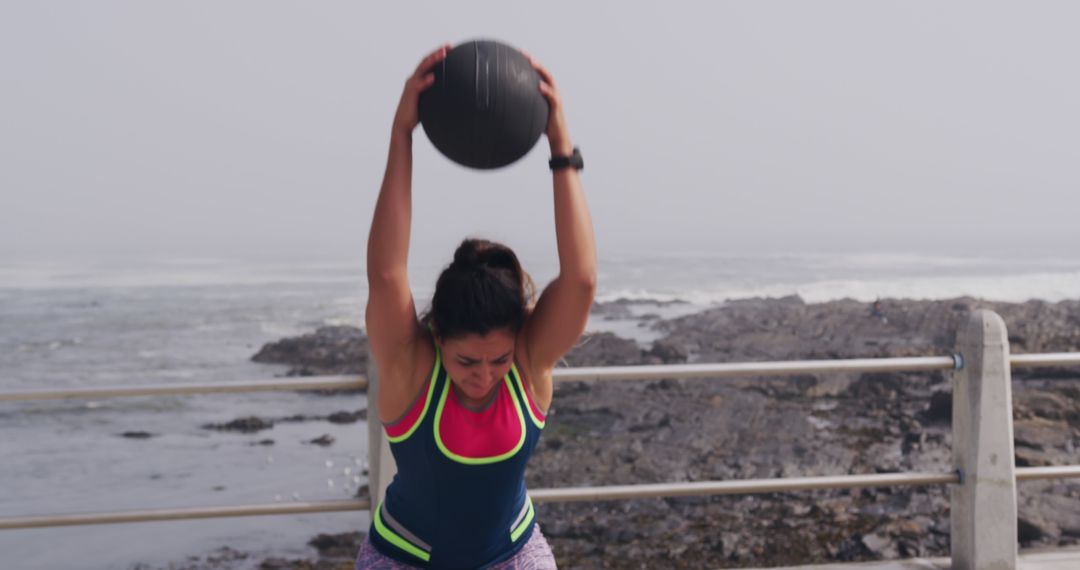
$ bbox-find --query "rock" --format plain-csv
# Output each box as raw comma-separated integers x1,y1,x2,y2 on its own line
308,434,335,446
860,532,898,558
120,431,155,439
327,409,366,424
1015,390,1077,421
1019,516,1057,543
215,296,1080,570
922,391,952,424
202,416,274,433
645,339,688,364
1014,417,1072,451
308,531,364,559
590,299,634,320
1015,447,1059,467
562,332,644,367
843,372,908,404
252,325,369,378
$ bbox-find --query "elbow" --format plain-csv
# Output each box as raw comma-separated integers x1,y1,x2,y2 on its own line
367,268,407,291
575,269,598,299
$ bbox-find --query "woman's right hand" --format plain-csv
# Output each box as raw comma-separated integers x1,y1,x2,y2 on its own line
392,44,451,137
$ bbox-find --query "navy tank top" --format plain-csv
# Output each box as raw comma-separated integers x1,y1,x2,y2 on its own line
368,345,547,568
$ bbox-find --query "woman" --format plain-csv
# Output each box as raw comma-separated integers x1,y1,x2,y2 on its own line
356,44,596,569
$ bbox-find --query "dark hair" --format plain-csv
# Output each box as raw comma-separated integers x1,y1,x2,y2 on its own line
424,238,535,339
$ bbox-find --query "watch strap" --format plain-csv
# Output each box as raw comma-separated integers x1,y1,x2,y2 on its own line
549,147,584,171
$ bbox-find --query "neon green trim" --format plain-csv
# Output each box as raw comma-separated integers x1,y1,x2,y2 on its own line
510,497,535,542
374,502,431,562
434,375,526,465
385,348,441,444
511,363,546,429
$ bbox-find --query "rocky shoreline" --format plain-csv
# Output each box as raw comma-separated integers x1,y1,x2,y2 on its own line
157,296,1080,569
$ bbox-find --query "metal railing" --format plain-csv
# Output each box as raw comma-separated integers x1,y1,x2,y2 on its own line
2,310,1079,569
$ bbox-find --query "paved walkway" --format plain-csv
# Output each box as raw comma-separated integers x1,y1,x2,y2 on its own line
757,547,1080,570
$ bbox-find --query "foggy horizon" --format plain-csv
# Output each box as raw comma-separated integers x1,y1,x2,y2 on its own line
4,2,1079,266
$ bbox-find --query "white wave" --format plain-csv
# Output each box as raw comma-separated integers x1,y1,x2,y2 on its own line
599,270,1080,305
0,259,365,289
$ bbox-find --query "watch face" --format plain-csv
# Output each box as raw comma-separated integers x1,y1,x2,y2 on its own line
549,148,583,170
569,149,583,169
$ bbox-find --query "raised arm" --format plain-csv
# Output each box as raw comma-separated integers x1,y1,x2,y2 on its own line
366,46,448,417
523,56,598,376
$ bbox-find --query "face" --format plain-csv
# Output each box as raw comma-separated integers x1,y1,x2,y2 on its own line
438,328,516,404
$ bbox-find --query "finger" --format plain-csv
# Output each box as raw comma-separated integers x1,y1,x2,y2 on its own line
530,59,556,88
537,80,558,105
415,43,451,76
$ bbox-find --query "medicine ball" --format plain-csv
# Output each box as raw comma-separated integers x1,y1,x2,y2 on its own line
419,40,549,170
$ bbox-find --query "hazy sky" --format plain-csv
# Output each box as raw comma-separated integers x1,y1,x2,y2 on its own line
3,1,1078,267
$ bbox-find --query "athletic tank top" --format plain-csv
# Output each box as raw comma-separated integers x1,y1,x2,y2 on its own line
369,344,547,568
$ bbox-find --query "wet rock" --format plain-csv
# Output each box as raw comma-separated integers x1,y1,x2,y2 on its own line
326,409,366,424
308,434,335,446
120,431,156,439
202,416,274,433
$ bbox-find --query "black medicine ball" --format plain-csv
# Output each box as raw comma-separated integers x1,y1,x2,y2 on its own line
419,40,549,170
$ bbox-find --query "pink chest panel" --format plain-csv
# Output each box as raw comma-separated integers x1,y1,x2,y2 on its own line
436,378,524,462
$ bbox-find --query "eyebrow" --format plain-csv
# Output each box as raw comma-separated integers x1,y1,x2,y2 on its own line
458,350,513,363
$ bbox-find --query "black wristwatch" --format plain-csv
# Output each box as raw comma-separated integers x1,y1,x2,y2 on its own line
549,147,584,171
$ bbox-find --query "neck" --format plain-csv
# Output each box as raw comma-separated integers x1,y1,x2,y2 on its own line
452,382,500,412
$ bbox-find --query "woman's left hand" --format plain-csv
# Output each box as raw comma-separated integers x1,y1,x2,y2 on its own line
392,44,451,137
525,53,573,156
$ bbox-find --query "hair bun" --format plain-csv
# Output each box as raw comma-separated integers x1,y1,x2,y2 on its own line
451,238,516,272
451,239,484,269
426,238,536,339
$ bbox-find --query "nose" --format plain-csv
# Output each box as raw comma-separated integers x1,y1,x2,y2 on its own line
475,364,498,383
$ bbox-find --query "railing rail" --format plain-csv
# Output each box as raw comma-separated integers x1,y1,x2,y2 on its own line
0,376,367,402
4,467,1079,530
5,352,1076,403
0,499,372,530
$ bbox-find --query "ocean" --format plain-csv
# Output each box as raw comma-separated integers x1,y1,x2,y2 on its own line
2,252,1079,570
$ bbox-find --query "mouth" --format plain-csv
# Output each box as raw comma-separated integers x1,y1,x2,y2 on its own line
465,379,495,396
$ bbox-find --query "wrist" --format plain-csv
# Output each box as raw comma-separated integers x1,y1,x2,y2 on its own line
548,147,583,172
390,125,414,145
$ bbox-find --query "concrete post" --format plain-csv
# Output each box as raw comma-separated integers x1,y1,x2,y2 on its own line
951,310,1018,569
366,361,397,508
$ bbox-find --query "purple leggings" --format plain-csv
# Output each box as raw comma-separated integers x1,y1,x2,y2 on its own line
354,524,557,569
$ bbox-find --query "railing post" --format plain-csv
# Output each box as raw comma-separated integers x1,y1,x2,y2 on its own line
951,309,1018,569
366,361,397,509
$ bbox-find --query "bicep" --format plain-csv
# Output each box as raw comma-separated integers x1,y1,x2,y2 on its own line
366,273,433,421
524,276,596,371
365,271,422,370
